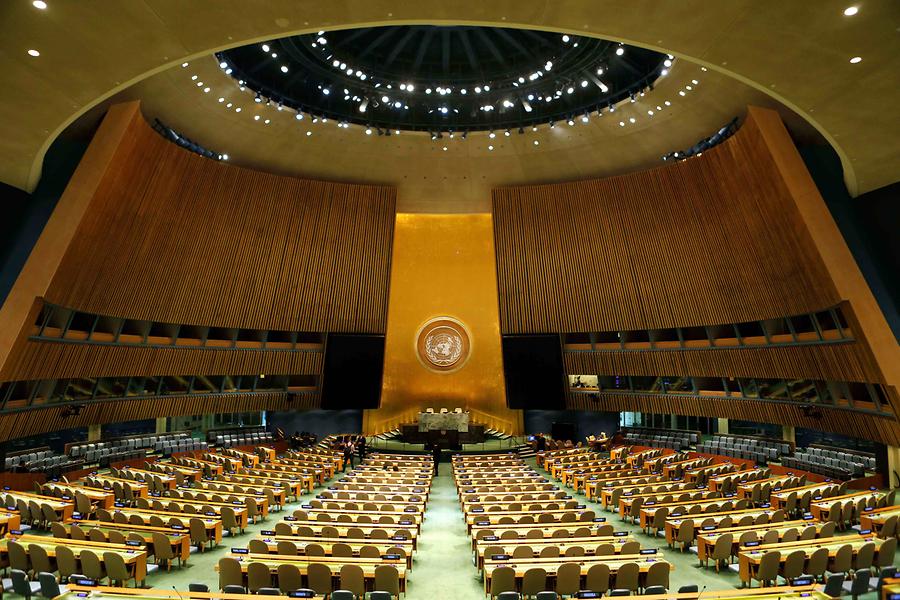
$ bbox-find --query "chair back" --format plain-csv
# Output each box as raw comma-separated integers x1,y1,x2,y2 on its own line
374,564,400,596
307,562,333,594
521,567,547,597
340,564,366,596
218,557,244,590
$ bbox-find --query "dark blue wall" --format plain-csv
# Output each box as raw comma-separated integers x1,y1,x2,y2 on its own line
0,138,89,306
800,146,900,341
524,410,619,439
267,409,363,440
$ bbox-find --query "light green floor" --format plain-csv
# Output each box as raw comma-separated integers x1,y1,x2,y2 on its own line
5,455,891,599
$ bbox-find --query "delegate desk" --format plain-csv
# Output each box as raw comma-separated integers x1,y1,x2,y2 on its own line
293,508,424,527
664,508,787,546
639,497,752,530
708,469,770,492
808,490,885,521
474,534,640,568
4,490,74,520
60,585,324,600
253,534,414,568
141,497,252,528
601,482,704,511
191,481,287,507
165,488,270,518
101,507,223,545
585,475,666,501
218,474,304,500
83,476,149,498
220,552,408,593
118,468,178,491
0,510,21,535
279,521,419,549
695,520,829,563
470,521,615,549
736,476,796,499
770,483,840,510
860,505,900,534
243,467,316,493
619,490,722,519
737,533,891,585
483,553,672,595
0,533,147,586
62,519,192,565
40,483,116,509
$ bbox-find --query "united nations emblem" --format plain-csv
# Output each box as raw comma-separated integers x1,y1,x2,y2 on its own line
415,317,471,372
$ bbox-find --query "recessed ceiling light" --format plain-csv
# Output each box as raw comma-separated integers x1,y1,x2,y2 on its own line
533,140,539,146
280,65,288,73
365,128,372,135
629,117,636,123
619,121,625,127
32,0,47,9
191,75,198,80
203,87,210,93
181,62,189,68
27,49,40,57
218,97,224,103
264,119,270,124
254,115,260,121
306,131,312,136
843,6,858,15
849,56,862,63
562,35,570,43
235,107,241,112
616,47,625,56
442,146,447,151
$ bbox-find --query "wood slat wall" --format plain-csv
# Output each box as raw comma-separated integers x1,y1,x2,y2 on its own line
43,111,396,333
564,341,881,384
566,392,900,446
492,113,839,334
0,339,322,380
0,392,314,441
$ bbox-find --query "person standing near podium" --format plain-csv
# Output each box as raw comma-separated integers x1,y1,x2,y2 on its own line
431,442,441,475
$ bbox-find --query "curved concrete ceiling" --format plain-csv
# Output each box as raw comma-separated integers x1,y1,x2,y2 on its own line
2,1,898,198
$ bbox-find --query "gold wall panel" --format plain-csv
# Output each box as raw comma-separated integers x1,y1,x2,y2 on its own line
364,214,522,435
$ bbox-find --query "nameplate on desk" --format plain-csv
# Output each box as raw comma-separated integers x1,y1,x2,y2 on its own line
859,529,872,535
671,513,682,517
593,518,607,523
412,488,424,493
802,514,814,520
743,541,760,547
126,540,142,547
399,520,413,525
791,577,814,586
575,504,586,509
466,489,476,493
61,495,71,500
232,548,249,554
640,549,658,555
9,529,22,535
564,495,573,499
482,535,499,541
702,525,716,531
328,486,337,490
285,516,297,521
614,531,628,537
645,501,656,506
301,504,313,509
73,578,97,587
288,592,316,598
759,503,770,508
475,520,490,526
813,496,822,500
575,592,602,598
382,553,401,560
404,507,417,512
864,507,874,512
114,502,125,507
489,554,511,560
471,508,485,513
170,524,185,530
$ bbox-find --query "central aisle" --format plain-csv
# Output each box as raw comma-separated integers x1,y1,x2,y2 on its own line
408,467,485,599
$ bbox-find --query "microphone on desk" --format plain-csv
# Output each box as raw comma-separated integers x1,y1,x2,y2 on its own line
172,585,185,600
697,584,707,600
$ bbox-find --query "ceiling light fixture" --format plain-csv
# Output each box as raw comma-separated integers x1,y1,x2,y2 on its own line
27,49,40,57
849,56,862,63
843,6,858,15
32,0,47,8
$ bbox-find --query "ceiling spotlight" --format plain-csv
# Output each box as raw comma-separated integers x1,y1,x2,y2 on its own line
254,115,260,121
235,107,242,112
358,98,369,113
474,86,482,94
365,128,372,135
295,113,303,120
616,46,625,56
629,117,636,123
381,95,389,103
191,75,198,80
619,121,625,127
431,132,438,140
581,80,588,88
562,35,570,43
843,5,858,15
32,0,47,8
219,61,228,69
203,87,210,93
488,145,494,151
226,102,233,108
533,140,539,146
504,129,511,137
661,69,669,76
581,114,589,123
679,90,686,96
264,119,270,124
306,131,312,136
221,154,229,160
181,62,189,68
27,49,40,57
442,147,447,152
280,65,288,73
849,56,862,63
322,88,330,95
566,87,574,95
489,131,496,139
532,125,538,132
217,97,224,103
567,118,575,126
261,43,270,52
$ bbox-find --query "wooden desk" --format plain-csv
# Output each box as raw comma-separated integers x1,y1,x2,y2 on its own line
599,481,700,510
280,521,418,549
141,497,252,528
639,497,751,529
1,533,147,586
166,488,270,519
860,505,900,534
82,476,149,498
218,474,304,500
483,553,671,595
664,508,786,546
102,508,223,545
175,457,225,477
0,510,21,535
770,483,841,509
584,475,667,501
470,521,616,549
294,507,424,527
683,463,736,482
695,520,828,563
60,584,324,600
474,534,640,568
244,467,315,493
708,469,770,492
736,476,796,499
3,490,74,520
119,468,178,490
738,534,888,585
62,519,191,564
191,481,287,508
252,534,414,568
809,490,885,520
40,483,116,509
881,578,900,600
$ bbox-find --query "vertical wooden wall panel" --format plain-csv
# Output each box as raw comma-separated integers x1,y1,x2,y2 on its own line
492,112,839,334
42,109,396,333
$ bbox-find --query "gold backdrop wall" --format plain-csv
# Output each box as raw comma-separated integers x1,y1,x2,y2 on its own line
363,213,523,435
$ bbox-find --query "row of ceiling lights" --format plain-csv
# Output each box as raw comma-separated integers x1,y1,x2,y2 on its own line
185,58,708,155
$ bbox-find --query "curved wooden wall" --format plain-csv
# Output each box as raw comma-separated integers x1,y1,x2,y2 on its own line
493,113,838,334
44,112,395,333
493,108,899,442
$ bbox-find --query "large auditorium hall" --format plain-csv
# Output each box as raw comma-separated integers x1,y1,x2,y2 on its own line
0,2,898,600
